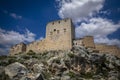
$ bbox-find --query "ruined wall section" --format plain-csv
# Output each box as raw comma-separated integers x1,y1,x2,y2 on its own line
26,41,38,53
10,43,26,56
73,39,83,47
95,44,120,57
82,36,95,48
26,39,47,53
95,44,107,53
104,45,120,57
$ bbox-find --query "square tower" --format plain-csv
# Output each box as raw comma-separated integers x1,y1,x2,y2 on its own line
45,18,75,51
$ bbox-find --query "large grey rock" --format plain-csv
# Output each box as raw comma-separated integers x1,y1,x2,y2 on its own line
108,63,114,69
50,76,60,80
108,71,120,80
5,62,28,79
47,56,59,66
61,75,70,80
35,73,44,80
115,59,120,66
1,46,120,80
73,47,89,58
33,63,45,73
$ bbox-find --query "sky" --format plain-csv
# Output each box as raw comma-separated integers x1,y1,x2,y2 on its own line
0,0,120,55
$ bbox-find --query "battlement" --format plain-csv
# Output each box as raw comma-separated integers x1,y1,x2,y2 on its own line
47,18,71,26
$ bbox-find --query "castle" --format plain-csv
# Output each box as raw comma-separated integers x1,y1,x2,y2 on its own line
10,18,120,57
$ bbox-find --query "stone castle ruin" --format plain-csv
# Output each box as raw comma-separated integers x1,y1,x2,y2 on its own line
10,18,120,57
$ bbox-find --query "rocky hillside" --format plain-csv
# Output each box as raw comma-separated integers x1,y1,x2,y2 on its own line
0,46,120,80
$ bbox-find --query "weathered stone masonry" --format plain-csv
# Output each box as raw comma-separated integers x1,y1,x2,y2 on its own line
9,18,120,57
10,18,75,55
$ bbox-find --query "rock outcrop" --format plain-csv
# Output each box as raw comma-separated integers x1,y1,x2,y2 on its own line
0,46,120,80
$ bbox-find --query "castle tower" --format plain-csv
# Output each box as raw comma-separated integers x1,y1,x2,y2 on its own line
45,18,75,51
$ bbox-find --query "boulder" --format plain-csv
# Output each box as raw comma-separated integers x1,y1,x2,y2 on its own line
108,71,120,80
61,75,70,80
5,62,28,79
33,63,45,73
47,56,59,66
35,73,44,80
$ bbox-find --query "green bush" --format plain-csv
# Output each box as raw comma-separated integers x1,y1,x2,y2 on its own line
0,55,7,60
0,61,9,66
42,61,48,66
22,55,30,59
27,50,36,55
42,51,49,56
0,71,10,80
67,71,75,78
84,72,93,79
43,71,51,79
67,53,75,58
8,58,17,64
54,58,61,64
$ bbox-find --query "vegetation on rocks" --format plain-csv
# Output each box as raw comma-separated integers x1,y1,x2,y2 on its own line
0,46,120,80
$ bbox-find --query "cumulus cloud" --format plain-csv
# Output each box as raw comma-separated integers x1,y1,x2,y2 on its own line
56,0,104,21
0,28,36,55
76,17,120,47
76,17,120,38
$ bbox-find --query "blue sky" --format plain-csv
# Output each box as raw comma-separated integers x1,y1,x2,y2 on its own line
0,0,120,55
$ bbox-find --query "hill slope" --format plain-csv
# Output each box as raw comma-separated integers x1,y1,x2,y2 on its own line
0,46,120,80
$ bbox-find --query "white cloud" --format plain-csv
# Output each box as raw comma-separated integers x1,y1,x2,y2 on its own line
39,37,44,40
76,17,120,47
99,10,111,15
10,13,22,19
56,0,105,21
94,37,120,47
3,10,22,20
0,28,36,55
76,17,120,38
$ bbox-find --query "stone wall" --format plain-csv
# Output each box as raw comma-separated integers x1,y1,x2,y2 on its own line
95,44,120,57
26,39,47,53
73,38,83,47
10,43,26,56
95,44,107,53
74,36,95,49
82,36,95,48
